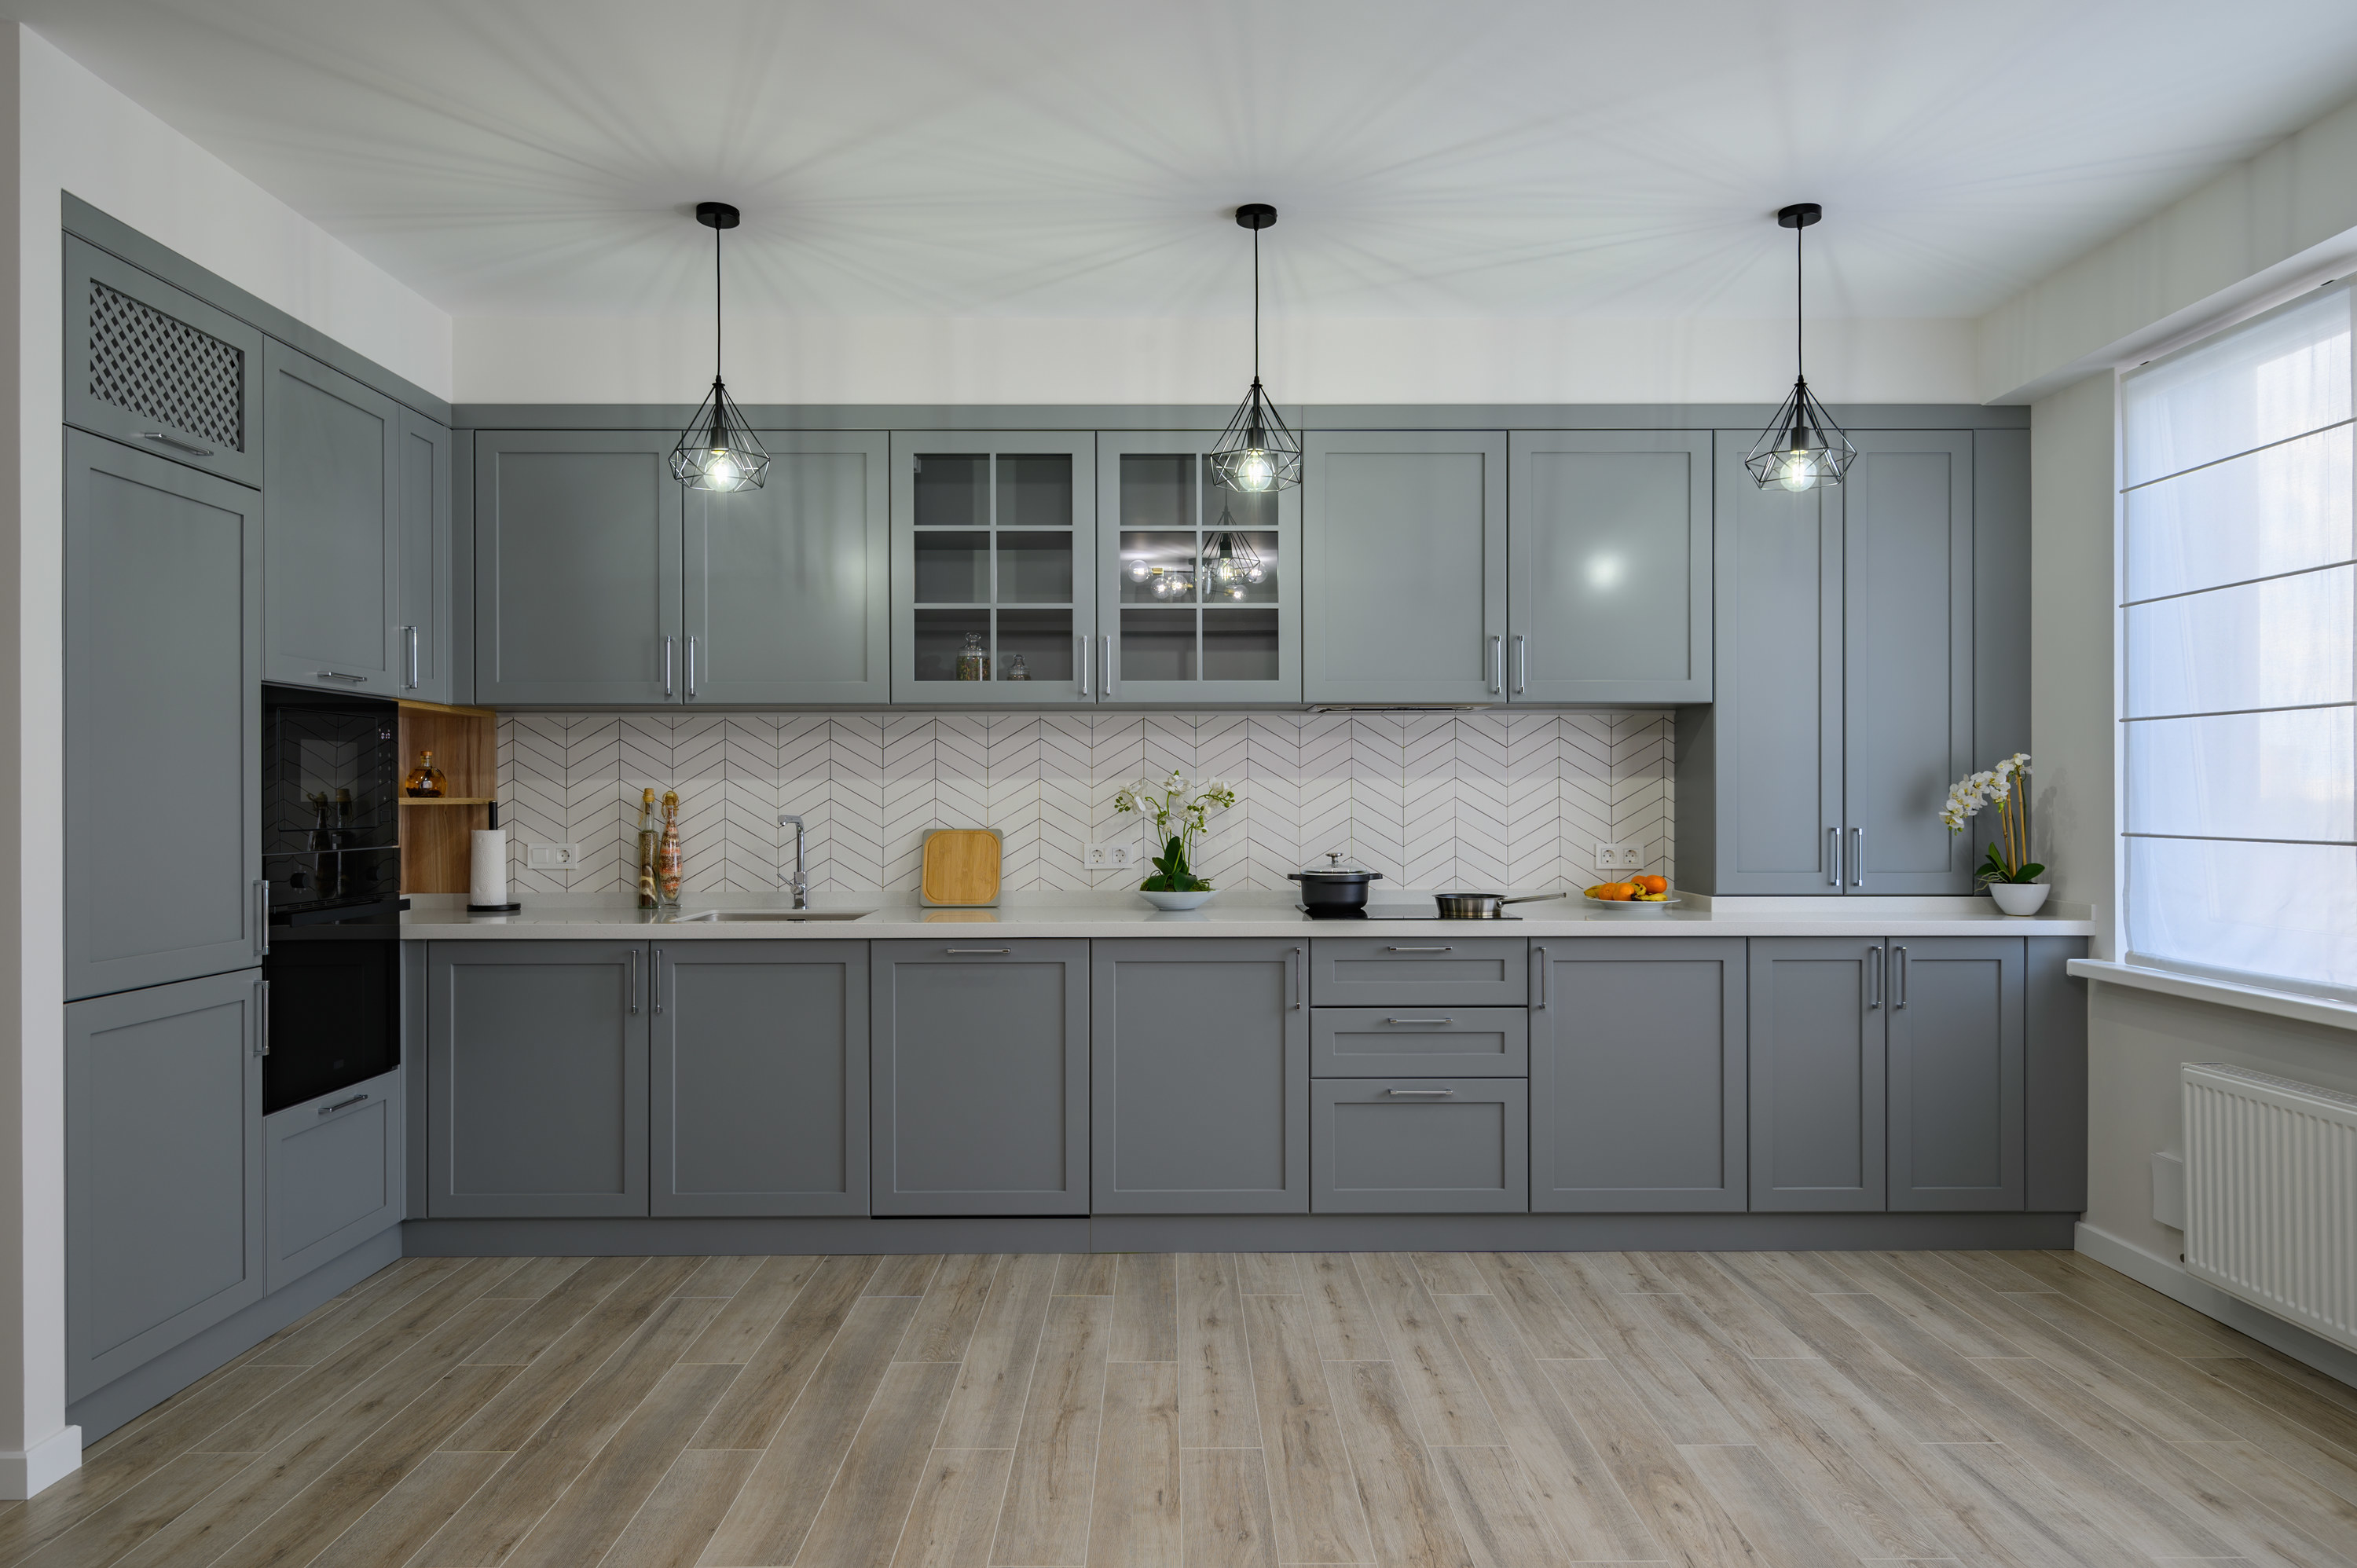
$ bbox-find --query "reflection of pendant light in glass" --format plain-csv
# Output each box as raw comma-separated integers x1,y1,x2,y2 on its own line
671,201,769,493
1202,497,1263,599
1210,203,1302,493
1745,203,1854,493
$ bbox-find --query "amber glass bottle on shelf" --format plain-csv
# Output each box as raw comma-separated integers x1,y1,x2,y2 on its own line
658,789,684,907
402,750,447,797
635,788,660,909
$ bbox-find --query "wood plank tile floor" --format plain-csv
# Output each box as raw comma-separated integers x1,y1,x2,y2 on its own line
13,1250,2357,1567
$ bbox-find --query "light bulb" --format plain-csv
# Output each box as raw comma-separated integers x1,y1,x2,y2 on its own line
705,450,739,489
1233,449,1276,492
1228,586,1244,600
1245,566,1263,583
1778,451,1816,493
1129,560,1149,581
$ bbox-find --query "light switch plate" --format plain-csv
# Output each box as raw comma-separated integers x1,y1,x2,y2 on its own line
1085,842,1137,870
527,843,580,869
1594,841,1646,871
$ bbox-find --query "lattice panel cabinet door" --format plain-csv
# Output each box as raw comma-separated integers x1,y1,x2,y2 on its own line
67,236,262,489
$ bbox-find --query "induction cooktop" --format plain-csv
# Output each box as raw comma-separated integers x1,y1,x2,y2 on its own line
1299,899,1522,921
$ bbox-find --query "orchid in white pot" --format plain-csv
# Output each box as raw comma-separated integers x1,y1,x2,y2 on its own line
1941,753,2047,913
1112,773,1236,908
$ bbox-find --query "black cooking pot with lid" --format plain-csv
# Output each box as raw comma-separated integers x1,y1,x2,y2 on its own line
1288,852,1383,913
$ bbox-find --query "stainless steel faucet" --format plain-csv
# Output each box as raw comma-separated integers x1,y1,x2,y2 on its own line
777,814,809,909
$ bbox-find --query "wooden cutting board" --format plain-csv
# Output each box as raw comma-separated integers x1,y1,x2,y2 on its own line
921,828,1003,907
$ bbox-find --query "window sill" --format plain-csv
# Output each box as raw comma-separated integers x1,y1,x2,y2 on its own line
2068,958,2357,1034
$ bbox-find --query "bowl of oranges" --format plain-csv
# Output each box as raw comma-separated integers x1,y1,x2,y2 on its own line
1583,874,1677,910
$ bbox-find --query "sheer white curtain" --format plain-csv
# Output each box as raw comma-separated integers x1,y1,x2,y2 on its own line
2120,284,2357,998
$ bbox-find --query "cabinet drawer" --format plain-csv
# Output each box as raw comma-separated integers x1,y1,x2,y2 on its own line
1310,1008,1527,1077
266,1068,402,1291
1310,937,1527,1006
1312,1079,1528,1213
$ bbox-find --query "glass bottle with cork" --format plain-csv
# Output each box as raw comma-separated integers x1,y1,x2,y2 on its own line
657,789,684,907
635,788,660,909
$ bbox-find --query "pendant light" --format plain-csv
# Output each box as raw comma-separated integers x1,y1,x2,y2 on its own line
1745,203,1855,493
671,201,768,493
1201,497,1264,599
1209,203,1302,493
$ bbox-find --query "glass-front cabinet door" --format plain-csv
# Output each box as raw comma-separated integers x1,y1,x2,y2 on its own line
1097,430,1300,703
890,432,1097,705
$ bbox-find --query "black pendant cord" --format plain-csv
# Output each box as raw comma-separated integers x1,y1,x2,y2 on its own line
1794,218,1804,382
1252,222,1262,387
714,222,724,383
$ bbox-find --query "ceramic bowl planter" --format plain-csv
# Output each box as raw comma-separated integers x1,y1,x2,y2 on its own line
1138,888,1217,911
1989,882,2051,916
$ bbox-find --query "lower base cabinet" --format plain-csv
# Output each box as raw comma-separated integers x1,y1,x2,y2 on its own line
1888,937,2024,1211
1093,939,1308,1214
427,941,648,1217
1312,1079,1527,1212
652,941,868,1216
1530,937,1747,1212
266,1067,402,1291
1748,939,1886,1211
67,970,266,1402
872,940,1088,1215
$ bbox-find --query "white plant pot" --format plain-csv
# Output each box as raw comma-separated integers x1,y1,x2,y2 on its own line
1138,888,1217,911
1988,882,2051,916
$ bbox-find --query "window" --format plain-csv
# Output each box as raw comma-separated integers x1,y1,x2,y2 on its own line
2119,284,2356,999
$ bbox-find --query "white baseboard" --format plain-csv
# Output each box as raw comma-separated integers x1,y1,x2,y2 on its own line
0,1424,81,1498
2075,1221,2357,1388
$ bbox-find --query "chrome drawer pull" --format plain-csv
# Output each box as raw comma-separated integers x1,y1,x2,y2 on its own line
1386,1086,1455,1097
139,430,214,456
1384,946,1453,953
1384,1017,1453,1025
319,1094,368,1116
946,947,1011,955
313,670,368,683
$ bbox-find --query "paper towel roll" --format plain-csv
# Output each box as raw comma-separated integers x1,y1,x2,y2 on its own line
470,828,510,908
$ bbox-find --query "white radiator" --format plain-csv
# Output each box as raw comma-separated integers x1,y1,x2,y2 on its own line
2182,1063,2357,1352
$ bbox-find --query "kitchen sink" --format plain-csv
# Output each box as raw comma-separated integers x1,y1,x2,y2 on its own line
678,909,872,922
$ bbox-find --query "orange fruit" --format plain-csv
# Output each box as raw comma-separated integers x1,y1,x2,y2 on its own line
1636,875,1668,895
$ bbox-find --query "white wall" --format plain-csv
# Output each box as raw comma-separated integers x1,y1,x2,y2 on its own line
0,22,453,1495
453,312,1977,406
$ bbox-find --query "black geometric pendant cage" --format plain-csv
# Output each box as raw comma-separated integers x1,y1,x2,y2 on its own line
1209,203,1303,493
1745,202,1856,493
671,201,770,494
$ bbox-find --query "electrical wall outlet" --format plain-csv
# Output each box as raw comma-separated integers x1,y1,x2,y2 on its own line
1594,841,1646,871
527,843,580,870
1085,841,1137,870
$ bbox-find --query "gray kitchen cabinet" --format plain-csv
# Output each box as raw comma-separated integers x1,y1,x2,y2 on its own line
395,408,455,703
266,1066,402,1291
1845,431,1975,894
1678,430,1979,895
872,940,1088,1214
1747,938,1886,1211
651,941,870,1216
1310,936,1527,1008
1312,1078,1528,1213
1097,430,1300,703
425,941,649,1217
891,432,1098,705
1092,940,1308,1214
475,430,684,705
2025,937,2089,1213
1530,937,1746,1212
1887,937,2024,1211
1310,1007,1528,1078
65,431,262,1001
1302,430,1506,704
686,432,891,705
1507,431,1711,703
66,235,263,489
262,340,401,691
67,970,265,1402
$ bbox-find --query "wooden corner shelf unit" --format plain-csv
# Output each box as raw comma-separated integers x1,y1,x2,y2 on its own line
396,699,498,895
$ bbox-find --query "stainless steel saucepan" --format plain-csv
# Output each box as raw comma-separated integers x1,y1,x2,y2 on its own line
1431,892,1565,919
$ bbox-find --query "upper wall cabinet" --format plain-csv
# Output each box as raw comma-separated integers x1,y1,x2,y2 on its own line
890,431,1098,705
395,409,455,705
66,236,263,489
1507,431,1711,703
262,343,401,692
1097,431,1300,703
1303,430,1507,704
687,432,891,705
475,430,685,706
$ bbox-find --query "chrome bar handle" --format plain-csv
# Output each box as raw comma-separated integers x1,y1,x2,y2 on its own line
139,430,214,456
1513,634,1527,694
628,950,640,1014
1076,633,1090,698
1384,1017,1454,1025
1487,635,1501,694
1289,947,1302,1010
1101,633,1116,698
256,980,269,1057
651,947,662,1014
946,947,1012,955
1386,1086,1456,1097
313,670,368,684
662,636,674,698
686,638,697,699
1849,826,1864,888
1868,945,1882,1009
1386,946,1453,953
1533,945,1546,1009
319,1093,368,1116
1828,826,1841,887
1893,945,1908,1008
254,881,270,958
403,626,420,689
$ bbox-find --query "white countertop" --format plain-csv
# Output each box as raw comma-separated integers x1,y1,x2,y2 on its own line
401,892,2095,940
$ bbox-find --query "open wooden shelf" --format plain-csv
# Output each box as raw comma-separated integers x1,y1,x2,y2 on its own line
396,700,498,895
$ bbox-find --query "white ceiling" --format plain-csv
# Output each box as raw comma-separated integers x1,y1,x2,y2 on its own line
16,0,2357,323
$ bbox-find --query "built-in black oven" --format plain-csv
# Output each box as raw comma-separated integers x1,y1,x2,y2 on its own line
261,685,404,1115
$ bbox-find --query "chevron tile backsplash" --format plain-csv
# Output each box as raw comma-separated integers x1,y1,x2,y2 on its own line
497,711,1674,898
